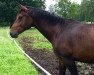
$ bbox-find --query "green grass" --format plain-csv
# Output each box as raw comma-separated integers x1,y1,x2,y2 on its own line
17,28,52,50
0,27,38,75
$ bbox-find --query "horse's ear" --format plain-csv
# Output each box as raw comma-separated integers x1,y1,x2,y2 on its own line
19,4,29,12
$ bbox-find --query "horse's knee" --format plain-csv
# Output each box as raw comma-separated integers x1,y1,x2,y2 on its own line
59,57,78,75
65,59,78,75
67,64,78,75
59,59,66,75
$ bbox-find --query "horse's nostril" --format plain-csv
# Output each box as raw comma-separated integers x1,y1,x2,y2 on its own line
10,31,18,38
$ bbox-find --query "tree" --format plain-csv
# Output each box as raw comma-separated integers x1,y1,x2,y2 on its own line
49,0,80,20
48,3,59,15
67,2,80,20
0,0,45,26
79,0,94,22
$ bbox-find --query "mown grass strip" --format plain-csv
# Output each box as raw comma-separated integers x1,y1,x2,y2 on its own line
0,27,38,75
17,28,52,51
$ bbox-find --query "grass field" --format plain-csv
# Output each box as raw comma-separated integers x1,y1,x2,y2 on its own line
0,27,38,75
17,28,52,51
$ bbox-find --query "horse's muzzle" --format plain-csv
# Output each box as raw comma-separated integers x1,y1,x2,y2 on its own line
10,31,18,38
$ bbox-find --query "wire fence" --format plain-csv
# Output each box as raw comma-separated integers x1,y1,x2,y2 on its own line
7,31,51,75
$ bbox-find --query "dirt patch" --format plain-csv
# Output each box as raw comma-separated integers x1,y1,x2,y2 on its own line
19,38,94,75
26,49,59,75
21,38,59,75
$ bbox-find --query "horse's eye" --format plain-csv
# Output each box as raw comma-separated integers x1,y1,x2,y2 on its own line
18,16,23,19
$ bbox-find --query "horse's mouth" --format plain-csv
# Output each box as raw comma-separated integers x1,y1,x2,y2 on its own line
10,34,18,38
10,32,18,38
11,35,18,38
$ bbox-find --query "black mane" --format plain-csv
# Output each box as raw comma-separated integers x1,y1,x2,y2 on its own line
27,6,80,28
28,7,65,25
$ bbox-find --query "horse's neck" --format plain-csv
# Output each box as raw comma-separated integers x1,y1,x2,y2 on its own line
35,21,61,44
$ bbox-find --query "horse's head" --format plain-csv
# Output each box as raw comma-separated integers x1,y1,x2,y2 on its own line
10,4,34,38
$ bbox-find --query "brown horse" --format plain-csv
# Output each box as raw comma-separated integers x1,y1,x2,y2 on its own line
10,5,94,75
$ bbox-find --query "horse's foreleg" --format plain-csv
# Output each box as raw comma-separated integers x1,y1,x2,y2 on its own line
59,57,78,75
64,57,78,75
59,59,66,75
66,59,78,75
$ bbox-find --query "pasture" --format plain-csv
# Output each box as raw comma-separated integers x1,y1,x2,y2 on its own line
17,28,52,50
0,27,38,75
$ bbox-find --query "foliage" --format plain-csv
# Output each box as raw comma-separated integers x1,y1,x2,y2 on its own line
49,0,80,20
1,0,94,25
49,0,94,22
79,0,94,22
0,0,45,26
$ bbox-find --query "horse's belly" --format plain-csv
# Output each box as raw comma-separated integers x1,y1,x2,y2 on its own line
75,58,94,63
73,49,94,63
